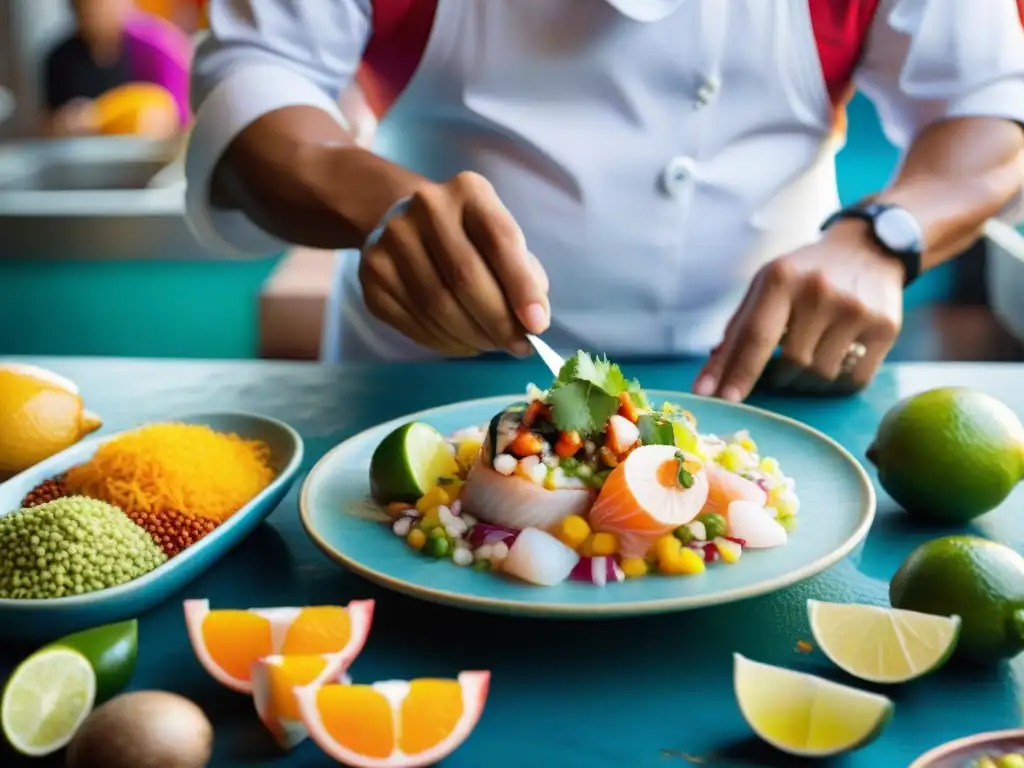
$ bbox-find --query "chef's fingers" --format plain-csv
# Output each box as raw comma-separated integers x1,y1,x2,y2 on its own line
456,172,551,336
808,297,868,380
713,264,793,401
850,319,899,385
779,277,833,369
359,237,479,357
693,278,759,396
377,211,493,353
411,184,530,356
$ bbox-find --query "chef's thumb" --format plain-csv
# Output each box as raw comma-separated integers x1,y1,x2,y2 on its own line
517,251,551,335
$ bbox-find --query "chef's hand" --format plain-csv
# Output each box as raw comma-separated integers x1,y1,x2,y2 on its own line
694,221,905,401
359,172,550,357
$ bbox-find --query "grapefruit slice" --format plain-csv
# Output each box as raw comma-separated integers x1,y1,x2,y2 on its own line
296,670,490,768
588,445,709,557
252,654,351,749
183,599,374,693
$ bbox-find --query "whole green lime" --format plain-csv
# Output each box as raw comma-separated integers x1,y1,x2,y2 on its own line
889,536,1024,662
867,388,1024,523
45,620,138,703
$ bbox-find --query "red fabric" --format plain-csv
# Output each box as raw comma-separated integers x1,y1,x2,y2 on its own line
809,0,882,107
357,0,439,118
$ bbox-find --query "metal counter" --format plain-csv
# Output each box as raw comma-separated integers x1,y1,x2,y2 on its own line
0,136,214,260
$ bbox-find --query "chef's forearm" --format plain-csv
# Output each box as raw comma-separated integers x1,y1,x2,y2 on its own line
874,116,1024,271
212,106,429,249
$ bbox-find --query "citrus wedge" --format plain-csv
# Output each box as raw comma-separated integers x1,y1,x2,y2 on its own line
252,654,352,749
733,654,892,757
183,599,374,693
296,670,490,768
808,599,960,683
370,422,460,504
2,647,96,757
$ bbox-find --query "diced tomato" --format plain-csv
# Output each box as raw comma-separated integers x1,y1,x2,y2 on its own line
523,400,549,426
509,428,544,457
617,392,640,423
554,430,583,458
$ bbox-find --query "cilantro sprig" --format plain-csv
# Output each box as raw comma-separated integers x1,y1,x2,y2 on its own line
545,351,649,437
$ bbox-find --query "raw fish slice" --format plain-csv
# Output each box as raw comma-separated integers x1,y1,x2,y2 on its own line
460,461,594,530
588,445,709,558
702,462,767,516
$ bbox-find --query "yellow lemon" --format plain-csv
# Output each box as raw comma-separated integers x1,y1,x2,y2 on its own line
95,83,179,137
0,363,101,478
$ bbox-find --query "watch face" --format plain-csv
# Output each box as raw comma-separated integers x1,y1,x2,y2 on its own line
875,207,923,254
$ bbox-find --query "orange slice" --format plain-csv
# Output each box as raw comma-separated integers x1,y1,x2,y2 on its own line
183,599,374,693
296,670,490,768
588,444,709,558
252,654,352,749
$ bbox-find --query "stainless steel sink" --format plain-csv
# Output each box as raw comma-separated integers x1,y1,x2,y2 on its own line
0,158,169,191
0,136,221,260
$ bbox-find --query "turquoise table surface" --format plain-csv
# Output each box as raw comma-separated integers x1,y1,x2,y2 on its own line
2,356,1024,768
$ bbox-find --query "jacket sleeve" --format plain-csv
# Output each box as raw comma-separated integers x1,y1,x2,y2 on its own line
854,0,1024,224
184,0,372,255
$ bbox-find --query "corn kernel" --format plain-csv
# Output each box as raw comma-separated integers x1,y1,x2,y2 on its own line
580,532,619,557
456,439,483,469
737,434,757,453
415,486,450,514
759,456,780,476
655,534,682,565
620,557,648,578
552,515,591,550
714,538,742,564
659,547,706,575
420,509,442,530
406,528,427,550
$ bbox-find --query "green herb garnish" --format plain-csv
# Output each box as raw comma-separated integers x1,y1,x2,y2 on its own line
675,450,694,488
546,351,648,437
638,414,675,446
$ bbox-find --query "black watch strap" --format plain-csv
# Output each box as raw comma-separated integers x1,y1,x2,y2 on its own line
821,203,923,286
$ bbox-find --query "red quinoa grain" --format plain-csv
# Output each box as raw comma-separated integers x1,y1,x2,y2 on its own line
125,508,219,558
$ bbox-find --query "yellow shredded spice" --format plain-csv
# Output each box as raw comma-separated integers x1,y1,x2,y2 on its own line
64,422,276,522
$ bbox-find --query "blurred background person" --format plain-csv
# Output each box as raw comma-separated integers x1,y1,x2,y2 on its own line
41,0,191,139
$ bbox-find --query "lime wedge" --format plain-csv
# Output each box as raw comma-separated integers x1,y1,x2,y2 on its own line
370,422,460,504
808,599,960,683
733,653,893,757
2,647,96,756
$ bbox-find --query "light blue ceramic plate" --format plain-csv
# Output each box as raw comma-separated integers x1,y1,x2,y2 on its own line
909,728,1024,767
0,412,303,642
300,392,875,618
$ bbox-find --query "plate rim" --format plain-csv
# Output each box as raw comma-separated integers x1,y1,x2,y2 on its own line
0,410,304,610
908,727,1024,767
300,391,876,617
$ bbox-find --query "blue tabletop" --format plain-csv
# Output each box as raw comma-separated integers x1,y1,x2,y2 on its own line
2,357,1023,768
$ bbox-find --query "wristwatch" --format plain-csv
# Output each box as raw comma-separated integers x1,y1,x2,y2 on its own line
820,202,924,286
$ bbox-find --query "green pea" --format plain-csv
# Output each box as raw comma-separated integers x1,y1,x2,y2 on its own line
425,536,451,558
673,526,695,545
697,513,727,539
473,559,492,572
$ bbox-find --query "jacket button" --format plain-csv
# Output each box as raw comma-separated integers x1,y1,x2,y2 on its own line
660,156,697,198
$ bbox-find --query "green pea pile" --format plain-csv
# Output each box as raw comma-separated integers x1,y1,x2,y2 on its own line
0,496,167,599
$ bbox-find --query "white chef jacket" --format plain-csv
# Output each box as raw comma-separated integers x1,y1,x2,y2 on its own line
185,0,1024,362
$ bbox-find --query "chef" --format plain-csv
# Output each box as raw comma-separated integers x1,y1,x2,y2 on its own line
184,0,1024,401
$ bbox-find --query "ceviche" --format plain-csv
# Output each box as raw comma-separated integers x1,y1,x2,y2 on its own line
367,352,799,587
